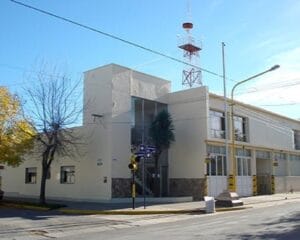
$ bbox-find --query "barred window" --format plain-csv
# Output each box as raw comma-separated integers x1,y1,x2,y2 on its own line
25,167,37,184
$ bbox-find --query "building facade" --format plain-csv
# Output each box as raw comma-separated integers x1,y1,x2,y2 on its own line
1,64,300,201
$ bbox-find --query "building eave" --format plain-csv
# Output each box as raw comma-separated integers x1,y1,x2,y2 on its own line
209,92,300,124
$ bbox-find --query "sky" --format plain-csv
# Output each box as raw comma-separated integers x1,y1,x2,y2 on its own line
1,0,300,120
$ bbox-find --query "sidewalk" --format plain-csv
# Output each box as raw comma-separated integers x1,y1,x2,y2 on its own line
58,192,300,214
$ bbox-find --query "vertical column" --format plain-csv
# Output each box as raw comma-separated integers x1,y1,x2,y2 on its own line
286,153,291,176
271,175,275,194
252,149,257,196
204,174,208,196
252,175,257,196
271,151,275,194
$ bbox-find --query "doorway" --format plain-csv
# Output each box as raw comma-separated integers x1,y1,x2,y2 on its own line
256,157,272,195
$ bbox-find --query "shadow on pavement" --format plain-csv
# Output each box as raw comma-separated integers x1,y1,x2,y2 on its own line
0,207,66,220
227,212,300,240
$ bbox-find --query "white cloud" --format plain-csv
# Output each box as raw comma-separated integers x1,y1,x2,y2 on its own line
234,47,300,118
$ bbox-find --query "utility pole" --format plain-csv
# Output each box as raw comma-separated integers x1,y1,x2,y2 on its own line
222,42,229,176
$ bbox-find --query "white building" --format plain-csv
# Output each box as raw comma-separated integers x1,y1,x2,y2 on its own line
1,64,300,201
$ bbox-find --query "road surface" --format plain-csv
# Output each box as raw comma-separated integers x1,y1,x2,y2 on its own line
0,199,299,239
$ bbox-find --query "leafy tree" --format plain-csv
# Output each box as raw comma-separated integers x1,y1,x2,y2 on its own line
0,87,35,166
149,109,175,196
25,69,82,204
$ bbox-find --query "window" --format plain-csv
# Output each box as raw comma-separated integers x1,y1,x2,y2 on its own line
236,157,251,176
60,166,75,184
207,145,227,176
25,167,37,184
294,130,300,150
131,97,167,146
234,116,248,142
236,148,251,176
210,110,225,139
206,155,227,176
256,150,271,159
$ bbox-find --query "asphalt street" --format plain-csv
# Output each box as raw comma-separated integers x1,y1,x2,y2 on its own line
63,200,300,240
0,199,299,239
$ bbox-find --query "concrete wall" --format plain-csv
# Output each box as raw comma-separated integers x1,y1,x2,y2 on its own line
164,86,209,200
84,64,171,197
2,125,112,201
109,65,171,179
246,108,294,150
2,63,300,201
286,176,300,192
209,94,300,151
275,176,300,193
2,64,172,201
167,86,209,179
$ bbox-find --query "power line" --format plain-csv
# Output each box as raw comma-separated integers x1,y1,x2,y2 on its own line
0,63,83,87
260,103,300,107
235,79,300,95
9,0,224,79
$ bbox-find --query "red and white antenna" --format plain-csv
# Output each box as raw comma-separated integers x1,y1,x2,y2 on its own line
178,2,202,88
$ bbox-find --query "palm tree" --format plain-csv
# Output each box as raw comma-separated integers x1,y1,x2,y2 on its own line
149,109,175,196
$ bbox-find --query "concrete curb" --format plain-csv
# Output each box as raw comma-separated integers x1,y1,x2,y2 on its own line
243,196,300,206
0,202,50,211
5,194,298,215
216,206,251,212
58,206,250,215
59,209,206,215
1,202,251,215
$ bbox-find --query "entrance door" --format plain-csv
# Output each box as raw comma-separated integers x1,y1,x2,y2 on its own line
257,175,272,194
206,154,227,197
256,157,272,195
236,157,252,196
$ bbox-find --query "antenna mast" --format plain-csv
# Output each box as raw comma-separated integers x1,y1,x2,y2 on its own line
178,3,202,88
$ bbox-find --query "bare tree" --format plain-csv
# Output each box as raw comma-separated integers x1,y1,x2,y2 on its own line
25,67,83,204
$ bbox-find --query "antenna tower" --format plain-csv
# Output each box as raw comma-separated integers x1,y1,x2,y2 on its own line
178,18,202,87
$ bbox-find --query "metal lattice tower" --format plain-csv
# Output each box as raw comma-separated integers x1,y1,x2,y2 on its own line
178,22,202,88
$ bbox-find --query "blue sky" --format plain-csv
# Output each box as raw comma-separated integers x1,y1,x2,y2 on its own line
1,0,300,119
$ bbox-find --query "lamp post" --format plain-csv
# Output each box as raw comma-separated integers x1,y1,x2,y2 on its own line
222,42,229,178
229,65,280,192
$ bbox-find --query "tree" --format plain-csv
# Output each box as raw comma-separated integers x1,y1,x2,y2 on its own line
25,69,82,204
149,109,175,196
0,87,35,166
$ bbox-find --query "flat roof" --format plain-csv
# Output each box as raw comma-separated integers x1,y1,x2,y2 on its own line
84,63,171,84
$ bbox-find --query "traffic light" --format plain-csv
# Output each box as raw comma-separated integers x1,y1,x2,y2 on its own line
128,154,140,171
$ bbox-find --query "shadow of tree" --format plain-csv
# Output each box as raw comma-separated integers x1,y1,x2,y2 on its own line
0,206,64,220
227,212,300,240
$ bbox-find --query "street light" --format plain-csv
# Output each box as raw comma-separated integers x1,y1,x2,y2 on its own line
229,65,280,192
